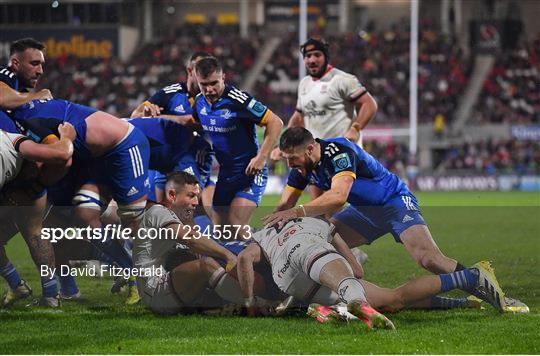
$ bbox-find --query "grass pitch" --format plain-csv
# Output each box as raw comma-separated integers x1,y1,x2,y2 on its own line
1,191,539,354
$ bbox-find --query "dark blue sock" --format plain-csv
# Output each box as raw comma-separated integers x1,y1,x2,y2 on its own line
1,263,22,290
439,268,479,292
430,296,470,309
58,274,79,296
41,276,58,298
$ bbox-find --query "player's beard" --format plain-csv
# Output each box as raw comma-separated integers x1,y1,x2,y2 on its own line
303,153,317,176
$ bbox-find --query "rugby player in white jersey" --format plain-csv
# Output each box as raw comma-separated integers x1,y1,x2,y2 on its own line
236,217,510,329
134,171,246,315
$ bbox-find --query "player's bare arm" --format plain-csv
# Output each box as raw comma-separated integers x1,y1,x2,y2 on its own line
18,123,76,164
273,185,303,212
245,112,283,175
0,82,52,109
331,232,364,278
263,175,353,228
237,242,263,315
345,92,377,141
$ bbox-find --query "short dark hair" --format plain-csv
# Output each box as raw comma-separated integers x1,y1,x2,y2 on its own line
279,127,315,151
166,171,199,190
194,56,222,78
300,38,329,59
190,51,212,63
10,38,45,57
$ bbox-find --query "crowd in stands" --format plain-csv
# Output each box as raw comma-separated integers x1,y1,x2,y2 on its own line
439,139,540,175
34,26,262,117
473,36,539,124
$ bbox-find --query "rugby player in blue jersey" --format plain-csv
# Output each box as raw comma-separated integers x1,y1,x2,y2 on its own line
264,127,512,311
0,38,61,307
193,57,283,236
130,52,216,225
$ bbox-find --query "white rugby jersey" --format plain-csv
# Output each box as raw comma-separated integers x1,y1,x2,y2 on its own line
0,130,27,189
133,204,182,271
296,66,366,139
252,217,335,265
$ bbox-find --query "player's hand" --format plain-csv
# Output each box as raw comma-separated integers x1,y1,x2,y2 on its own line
245,155,265,176
142,102,162,117
57,122,77,141
225,255,237,273
270,147,282,161
33,89,53,101
262,208,298,229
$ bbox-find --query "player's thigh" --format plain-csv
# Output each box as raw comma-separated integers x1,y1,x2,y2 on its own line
330,208,374,247
170,259,210,303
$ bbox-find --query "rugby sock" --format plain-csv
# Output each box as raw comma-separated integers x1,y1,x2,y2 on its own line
58,275,79,296
336,277,367,304
454,262,467,272
1,263,22,290
439,268,478,292
209,267,244,304
41,275,58,298
429,296,470,309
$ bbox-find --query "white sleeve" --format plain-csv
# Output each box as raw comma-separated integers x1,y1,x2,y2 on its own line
147,205,182,229
337,74,367,101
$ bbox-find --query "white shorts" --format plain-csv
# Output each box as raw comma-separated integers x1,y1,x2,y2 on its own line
138,272,183,315
271,237,339,295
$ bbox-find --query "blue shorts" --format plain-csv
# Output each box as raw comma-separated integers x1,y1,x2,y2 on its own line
98,126,150,204
333,194,426,243
213,167,268,208
218,240,250,255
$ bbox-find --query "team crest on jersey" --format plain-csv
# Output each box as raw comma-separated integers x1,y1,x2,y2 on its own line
332,153,352,172
247,98,267,118
220,109,233,120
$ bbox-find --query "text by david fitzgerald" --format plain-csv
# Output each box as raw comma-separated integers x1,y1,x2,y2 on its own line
41,265,164,279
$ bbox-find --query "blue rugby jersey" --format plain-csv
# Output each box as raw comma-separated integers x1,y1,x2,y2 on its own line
10,99,97,158
193,85,272,174
147,82,193,116
286,137,411,206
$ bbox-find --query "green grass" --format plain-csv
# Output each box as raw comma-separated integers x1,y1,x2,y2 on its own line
1,191,539,354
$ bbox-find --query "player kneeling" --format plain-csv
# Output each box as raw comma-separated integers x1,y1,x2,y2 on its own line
237,217,509,330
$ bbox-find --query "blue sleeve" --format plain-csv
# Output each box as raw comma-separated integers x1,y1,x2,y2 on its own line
286,169,310,191
0,111,18,133
227,87,270,125
321,142,358,179
0,67,18,90
147,83,186,112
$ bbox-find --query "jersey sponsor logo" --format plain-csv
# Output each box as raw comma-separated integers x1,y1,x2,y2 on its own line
324,143,339,157
247,98,267,118
332,152,352,172
163,83,183,94
277,225,303,246
174,104,185,113
277,243,301,278
200,106,207,115
304,100,326,119
228,88,248,103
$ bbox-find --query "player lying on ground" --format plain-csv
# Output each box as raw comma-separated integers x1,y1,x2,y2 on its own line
237,217,509,329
